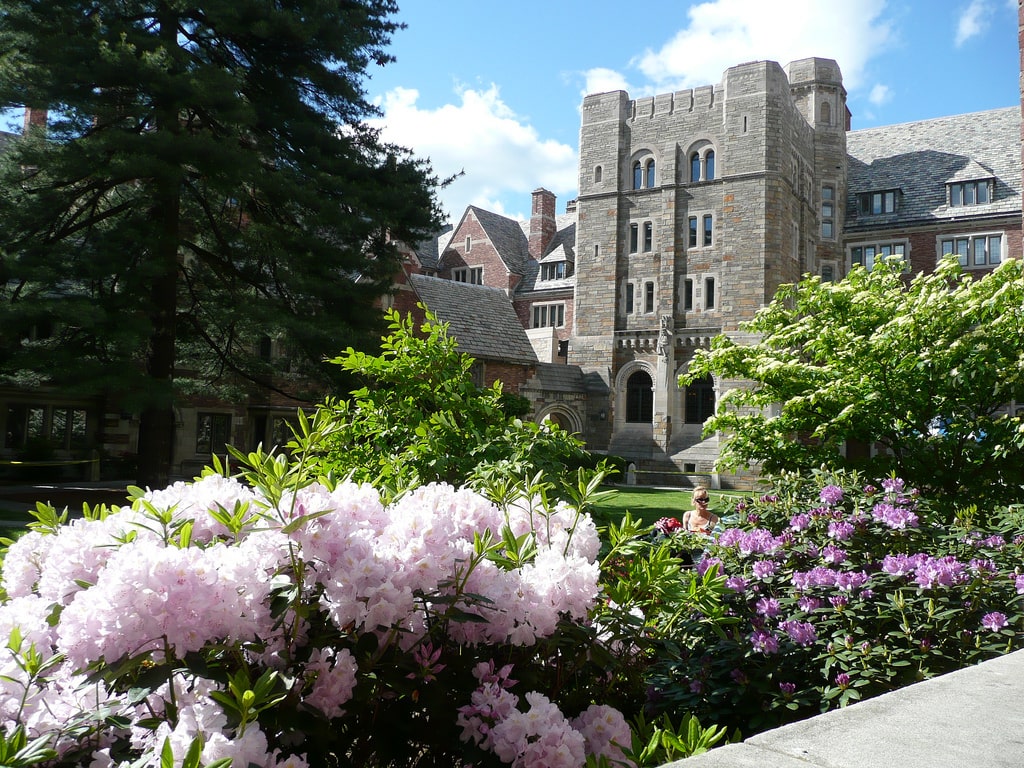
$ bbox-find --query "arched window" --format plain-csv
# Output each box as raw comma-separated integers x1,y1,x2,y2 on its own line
684,374,715,424
595,165,603,183
705,150,715,181
820,101,832,126
690,152,701,182
626,370,654,423
633,161,643,190
645,159,656,188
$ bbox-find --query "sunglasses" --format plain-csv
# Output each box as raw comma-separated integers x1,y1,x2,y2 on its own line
695,497,709,504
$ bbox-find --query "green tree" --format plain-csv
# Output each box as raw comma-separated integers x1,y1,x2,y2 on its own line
683,257,1024,506
300,308,596,497
0,0,441,486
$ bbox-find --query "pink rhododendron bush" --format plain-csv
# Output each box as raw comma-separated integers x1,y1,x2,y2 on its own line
0,465,664,768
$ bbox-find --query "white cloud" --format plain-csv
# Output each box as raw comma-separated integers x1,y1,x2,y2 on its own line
955,0,991,47
869,83,893,107
629,0,894,94
581,67,633,98
371,85,577,222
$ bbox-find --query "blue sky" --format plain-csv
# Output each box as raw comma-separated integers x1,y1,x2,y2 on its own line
367,0,1021,222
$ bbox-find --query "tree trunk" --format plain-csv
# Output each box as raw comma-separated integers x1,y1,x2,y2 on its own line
135,6,181,490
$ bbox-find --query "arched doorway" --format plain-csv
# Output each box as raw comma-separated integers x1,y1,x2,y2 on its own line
625,369,654,423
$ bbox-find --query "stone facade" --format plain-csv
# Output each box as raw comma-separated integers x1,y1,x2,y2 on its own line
572,58,848,487
394,55,1022,490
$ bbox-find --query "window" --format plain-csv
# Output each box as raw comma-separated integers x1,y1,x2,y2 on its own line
704,277,716,310
858,190,898,215
850,241,907,271
702,215,713,247
532,303,565,328
626,370,654,423
705,150,715,181
940,233,1001,268
632,158,655,190
821,264,835,282
197,412,231,455
453,267,483,284
594,165,603,183
685,375,715,424
643,222,653,252
540,261,568,280
821,184,835,239
629,223,639,253
465,236,472,251
820,101,832,126
949,180,991,207
690,152,700,182
643,281,655,313
683,278,694,311
4,404,87,451
625,283,635,314
258,335,273,361
51,408,88,450
688,217,697,248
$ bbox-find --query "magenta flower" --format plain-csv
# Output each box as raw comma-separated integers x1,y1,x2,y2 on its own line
749,630,779,654
828,520,855,541
835,672,851,687
778,682,796,696
982,612,1008,632
780,619,818,647
789,514,811,531
819,485,844,505
1015,574,1024,595
821,545,847,565
756,597,781,617
752,560,777,579
725,576,748,593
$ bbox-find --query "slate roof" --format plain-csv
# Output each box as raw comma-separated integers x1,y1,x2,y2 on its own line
845,107,1021,231
515,214,577,294
411,225,453,271
408,273,537,365
530,361,613,394
469,205,531,274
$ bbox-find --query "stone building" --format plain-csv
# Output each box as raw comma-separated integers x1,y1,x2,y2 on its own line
407,55,1021,489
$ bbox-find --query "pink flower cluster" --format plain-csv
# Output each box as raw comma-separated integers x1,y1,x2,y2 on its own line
0,474,605,767
457,663,633,768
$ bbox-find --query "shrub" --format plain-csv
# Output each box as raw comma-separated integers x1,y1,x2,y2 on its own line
647,469,1024,734
0,440,733,768
301,308,601,499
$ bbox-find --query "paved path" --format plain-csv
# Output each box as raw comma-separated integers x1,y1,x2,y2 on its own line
664,648,1024,767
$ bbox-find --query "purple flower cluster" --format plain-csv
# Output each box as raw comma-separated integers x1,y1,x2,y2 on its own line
819,485,844,505
717,528,783,556
871,502,919,530
791,566,869,592
779,620,818,646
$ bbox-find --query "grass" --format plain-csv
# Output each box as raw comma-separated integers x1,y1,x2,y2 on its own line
592,485,747,527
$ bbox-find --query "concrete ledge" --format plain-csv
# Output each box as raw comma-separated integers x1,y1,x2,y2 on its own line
663,648,1024,767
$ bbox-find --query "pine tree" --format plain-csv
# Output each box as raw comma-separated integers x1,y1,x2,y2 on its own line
0,1,441,486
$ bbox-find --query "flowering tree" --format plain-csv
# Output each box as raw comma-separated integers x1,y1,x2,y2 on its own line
683,257,1024,509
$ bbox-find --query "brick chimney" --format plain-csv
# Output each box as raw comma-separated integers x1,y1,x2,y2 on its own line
23,107,47,133
529,188,557,259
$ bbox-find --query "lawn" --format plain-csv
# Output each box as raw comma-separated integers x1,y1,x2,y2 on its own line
592,485,747,527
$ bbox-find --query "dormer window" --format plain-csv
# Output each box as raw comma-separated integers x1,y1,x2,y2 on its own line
858,190,898,215
949,180,991,206
540,261,569,281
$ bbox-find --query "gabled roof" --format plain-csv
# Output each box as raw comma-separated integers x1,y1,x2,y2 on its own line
467,206,531,274
408,273,537,365
845,106,1021,230
410,225,453,271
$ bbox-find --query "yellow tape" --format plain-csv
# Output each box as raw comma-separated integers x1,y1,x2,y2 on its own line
0,459,100,467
